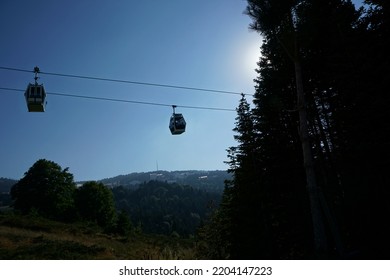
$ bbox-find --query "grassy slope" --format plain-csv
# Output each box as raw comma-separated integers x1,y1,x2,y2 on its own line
0,213,197,260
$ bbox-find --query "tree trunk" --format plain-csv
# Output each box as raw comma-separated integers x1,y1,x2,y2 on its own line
294,59,328,256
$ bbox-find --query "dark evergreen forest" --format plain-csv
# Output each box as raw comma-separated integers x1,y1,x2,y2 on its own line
198,0,390,259
112,181,221,237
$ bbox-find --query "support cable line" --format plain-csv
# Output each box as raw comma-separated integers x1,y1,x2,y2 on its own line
0,66,253,97
0,87,236,112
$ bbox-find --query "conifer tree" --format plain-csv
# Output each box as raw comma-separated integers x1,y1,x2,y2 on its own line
201,0,390,259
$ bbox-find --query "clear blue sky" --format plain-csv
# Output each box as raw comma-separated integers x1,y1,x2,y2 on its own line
0,0,364,181
0,0,262,181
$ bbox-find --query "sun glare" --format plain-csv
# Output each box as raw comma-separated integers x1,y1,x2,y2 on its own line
244,42,261,73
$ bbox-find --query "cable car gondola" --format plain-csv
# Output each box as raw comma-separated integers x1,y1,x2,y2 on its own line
25,67,46,112
169,105,186,135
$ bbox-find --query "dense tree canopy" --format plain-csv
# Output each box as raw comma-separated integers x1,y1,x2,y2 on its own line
10,159,76,221
112,180,220,236
75,181,117,228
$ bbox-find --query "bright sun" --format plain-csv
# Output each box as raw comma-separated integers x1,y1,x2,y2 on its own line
244,42,261,73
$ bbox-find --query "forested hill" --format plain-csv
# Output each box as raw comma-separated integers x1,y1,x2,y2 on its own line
112,180,221,236
1,160,221,237
98,170,231,193
0,178,17,193
0,171,231,193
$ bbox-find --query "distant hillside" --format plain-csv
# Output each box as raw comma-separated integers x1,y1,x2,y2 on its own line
98,170,231,193
112,180,221,236
0,178,17,193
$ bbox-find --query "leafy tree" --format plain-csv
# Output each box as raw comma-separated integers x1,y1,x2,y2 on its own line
115,210,133,236
75,181,116,228
10,159,76,221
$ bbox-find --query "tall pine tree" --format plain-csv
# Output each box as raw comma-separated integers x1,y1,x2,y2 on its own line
200,0,390,259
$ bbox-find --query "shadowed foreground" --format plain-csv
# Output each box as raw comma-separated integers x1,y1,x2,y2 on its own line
0,213,196,260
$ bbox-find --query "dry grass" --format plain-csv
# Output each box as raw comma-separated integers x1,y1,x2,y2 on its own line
0,213,197,260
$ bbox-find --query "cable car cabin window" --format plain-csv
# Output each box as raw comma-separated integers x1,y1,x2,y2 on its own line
28,86,36,97
28,86,34,97
175,117,185,129
28,87,35,99
36,86,41,96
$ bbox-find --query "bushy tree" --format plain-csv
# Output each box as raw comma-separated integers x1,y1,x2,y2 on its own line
10,159,76,221
75,181,116,228
115,210,133,236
